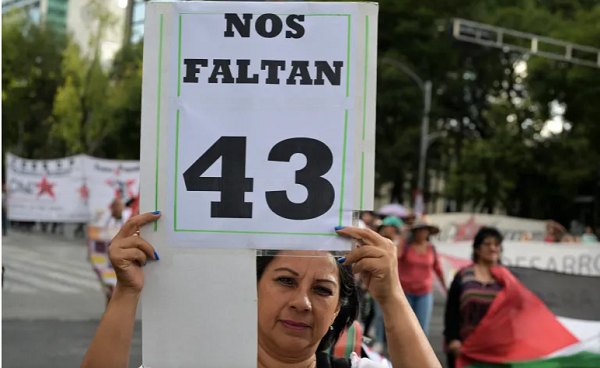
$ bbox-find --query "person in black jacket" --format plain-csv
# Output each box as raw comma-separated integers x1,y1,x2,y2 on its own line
443,227,504,368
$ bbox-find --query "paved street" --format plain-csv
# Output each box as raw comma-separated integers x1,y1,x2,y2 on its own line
2,229,447,368
2,230,142,368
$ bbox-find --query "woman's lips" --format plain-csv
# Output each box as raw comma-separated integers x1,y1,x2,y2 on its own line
280,320,310,331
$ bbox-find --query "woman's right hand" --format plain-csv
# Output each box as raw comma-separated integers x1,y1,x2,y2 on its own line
108,212,161,293
448,340,462,357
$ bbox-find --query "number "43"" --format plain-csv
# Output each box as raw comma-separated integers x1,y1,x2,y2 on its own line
183,137,335,220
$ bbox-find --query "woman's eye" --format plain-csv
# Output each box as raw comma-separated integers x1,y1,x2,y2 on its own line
314,286,333,296
276,277,295,286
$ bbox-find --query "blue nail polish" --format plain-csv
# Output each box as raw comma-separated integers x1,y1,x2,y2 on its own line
334,226,345,231
154,251,160,260
152,211,161,215
337,257,346,264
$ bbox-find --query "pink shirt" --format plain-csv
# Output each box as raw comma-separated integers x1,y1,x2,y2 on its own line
398,242,442,295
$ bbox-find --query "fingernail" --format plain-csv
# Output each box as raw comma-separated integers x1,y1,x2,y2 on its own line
154,251,160,260
152,211,161,215
334,226,345,231
337,257,346,264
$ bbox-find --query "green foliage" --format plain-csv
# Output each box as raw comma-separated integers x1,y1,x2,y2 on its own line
51,0,119,156
2,9,65,159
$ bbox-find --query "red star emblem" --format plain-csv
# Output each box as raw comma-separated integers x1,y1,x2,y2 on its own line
453,215,483,241
36,176,56,199
79,184,89,200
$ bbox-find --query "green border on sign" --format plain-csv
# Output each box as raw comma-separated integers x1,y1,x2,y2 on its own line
360,15,369,211
338,109,349,226
171,12,360,236
154,14,164,232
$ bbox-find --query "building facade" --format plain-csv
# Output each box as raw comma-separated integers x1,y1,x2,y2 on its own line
2,0,69,35
66,0,129,68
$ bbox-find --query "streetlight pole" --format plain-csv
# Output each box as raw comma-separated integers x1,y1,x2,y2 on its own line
380,58,433,215
417,80,432,194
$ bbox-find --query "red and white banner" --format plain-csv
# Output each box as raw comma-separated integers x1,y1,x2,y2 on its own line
5,153,90,222
5,153,140,223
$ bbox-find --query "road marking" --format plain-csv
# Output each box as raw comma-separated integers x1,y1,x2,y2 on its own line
3,256,101,291
3,264,82,293
2,251,99,282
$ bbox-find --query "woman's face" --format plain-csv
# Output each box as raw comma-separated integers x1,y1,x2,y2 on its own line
414,228,429,242
476,236,502,264
257,250,341,359
379,226,398,241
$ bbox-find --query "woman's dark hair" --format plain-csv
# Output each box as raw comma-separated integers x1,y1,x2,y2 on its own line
256,253,360,352
472,226,503,262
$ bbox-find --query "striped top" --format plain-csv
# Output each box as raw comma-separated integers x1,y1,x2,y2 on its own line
444,266,503,343
325,320,363,359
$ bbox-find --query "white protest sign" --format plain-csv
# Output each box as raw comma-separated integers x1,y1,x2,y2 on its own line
139,2,378,367
160,1,376,251
5,153,90,222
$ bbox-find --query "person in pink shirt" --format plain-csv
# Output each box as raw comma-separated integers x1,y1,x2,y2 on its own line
398,218,446,337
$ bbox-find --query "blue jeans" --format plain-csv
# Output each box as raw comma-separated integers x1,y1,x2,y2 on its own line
405,292,434,337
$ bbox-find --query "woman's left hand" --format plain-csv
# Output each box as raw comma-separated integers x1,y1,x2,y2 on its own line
336,226,403,306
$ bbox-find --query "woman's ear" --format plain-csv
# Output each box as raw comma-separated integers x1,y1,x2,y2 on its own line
332,304,341,325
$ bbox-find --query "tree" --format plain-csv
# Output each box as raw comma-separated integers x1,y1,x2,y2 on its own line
327,0,600,227
51,0,119,155
100,41,144,159
1,10,65,160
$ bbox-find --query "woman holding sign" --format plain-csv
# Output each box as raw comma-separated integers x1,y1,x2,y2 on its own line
80,212,441,368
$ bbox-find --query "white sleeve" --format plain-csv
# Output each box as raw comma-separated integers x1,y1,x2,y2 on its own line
350,352,393,368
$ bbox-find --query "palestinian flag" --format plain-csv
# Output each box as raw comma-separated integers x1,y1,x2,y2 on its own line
439,259,600,368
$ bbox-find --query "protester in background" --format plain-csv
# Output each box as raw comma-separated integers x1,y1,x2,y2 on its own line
544,220,565,243
378,216,403,245
581,226,598,243
443,226,504,368
368,216,405,352
74,223,86,238
520,232,532,241
100,198,129,227
398,217,446,337
359,210,380,231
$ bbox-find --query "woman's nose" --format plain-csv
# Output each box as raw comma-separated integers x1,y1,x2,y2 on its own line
290,291,312,312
